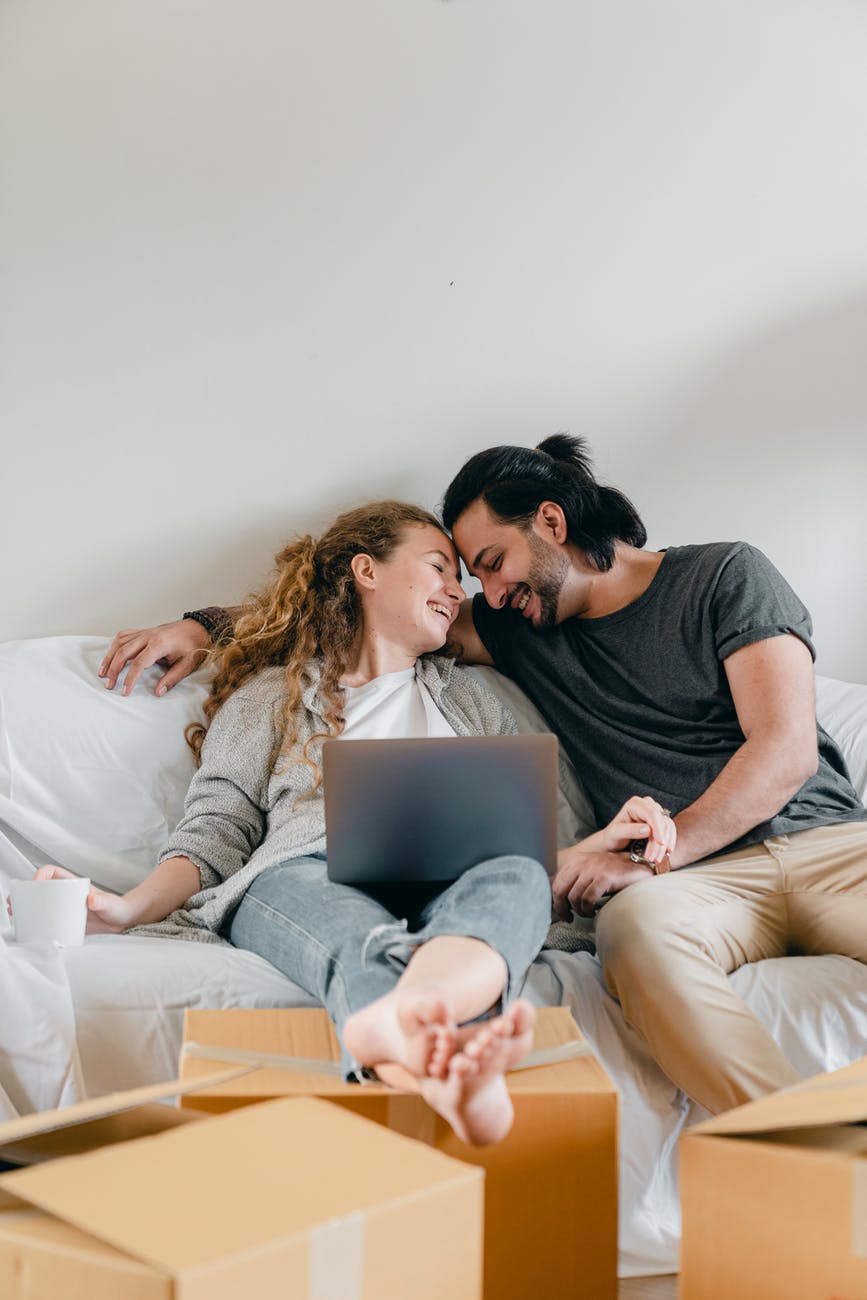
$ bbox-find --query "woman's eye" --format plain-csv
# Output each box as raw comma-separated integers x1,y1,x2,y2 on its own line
432,563,444,573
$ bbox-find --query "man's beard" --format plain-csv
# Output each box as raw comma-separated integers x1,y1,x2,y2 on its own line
527,533,569,627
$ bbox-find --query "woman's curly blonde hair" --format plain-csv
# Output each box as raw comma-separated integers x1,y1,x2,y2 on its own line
186,500,448,794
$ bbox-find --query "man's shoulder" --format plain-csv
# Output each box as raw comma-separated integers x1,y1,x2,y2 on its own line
664,540,749,570
663,541,774,592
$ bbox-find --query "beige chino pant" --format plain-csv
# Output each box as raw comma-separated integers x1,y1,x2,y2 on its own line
593,820,867,1114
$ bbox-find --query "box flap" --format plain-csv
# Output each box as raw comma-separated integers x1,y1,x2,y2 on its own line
0,1095,481,1274
0,1101,200,1167
0,1067,253,1156
181,1006,610,1100
691,1056,867,1138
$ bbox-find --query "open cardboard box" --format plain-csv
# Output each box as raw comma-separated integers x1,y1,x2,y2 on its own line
680,1054,867,1300
0,1069,484,1299
179,1004,618,1300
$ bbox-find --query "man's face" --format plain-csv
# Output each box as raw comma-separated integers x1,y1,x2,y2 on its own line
452,499,571,628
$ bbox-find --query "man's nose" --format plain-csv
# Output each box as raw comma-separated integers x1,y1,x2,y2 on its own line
482,576,507,609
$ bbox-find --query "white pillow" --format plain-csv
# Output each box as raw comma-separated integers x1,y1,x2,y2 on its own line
0,636,209,893
815,675,867,804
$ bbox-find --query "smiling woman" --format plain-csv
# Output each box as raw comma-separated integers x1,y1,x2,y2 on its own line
184,501,465,775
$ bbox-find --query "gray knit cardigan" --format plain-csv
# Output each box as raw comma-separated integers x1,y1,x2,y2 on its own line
134,656,520,943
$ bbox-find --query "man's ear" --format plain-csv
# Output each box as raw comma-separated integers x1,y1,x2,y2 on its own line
534,500,568,543
350,552,377,590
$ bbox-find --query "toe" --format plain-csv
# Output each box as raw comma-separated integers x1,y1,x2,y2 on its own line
509,999,536,1036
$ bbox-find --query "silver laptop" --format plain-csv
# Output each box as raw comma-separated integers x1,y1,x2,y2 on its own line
323,733,558,885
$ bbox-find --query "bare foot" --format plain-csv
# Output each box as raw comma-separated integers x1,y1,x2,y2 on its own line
344,992,457,1078
419,1000,536,1146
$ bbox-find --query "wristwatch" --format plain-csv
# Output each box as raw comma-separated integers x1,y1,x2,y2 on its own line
628,843,671,875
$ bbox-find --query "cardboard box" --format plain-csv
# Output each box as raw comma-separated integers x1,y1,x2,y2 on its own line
680,1055,867,1300
179,1005,618,1300
0,1073,484,1299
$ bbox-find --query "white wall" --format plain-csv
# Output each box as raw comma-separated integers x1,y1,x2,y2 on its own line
2,0,865,681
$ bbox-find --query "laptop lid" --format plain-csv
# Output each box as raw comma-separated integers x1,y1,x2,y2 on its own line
323,734,558,885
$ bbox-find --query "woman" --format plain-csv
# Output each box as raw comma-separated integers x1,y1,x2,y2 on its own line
37,501,675,1145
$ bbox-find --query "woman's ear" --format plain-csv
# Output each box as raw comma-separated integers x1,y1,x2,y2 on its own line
350,552,377,590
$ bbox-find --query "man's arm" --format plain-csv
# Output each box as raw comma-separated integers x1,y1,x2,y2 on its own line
669,632,818,867
552,632,818,914
99,607,241,695
449,599,494,666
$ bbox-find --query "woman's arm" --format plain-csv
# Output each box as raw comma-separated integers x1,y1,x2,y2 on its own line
112,855,203,925
157,669,283,889
33,856,202,933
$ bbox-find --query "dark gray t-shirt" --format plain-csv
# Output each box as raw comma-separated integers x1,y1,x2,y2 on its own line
472,542,866,853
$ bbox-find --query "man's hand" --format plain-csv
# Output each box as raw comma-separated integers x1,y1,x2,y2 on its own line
552,848,654,918
27,865,140,933
99,620,211,696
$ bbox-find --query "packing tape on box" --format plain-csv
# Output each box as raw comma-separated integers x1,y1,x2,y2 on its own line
181,1042,344,1077
308,1210,365,1300
513,1038,594,1070
182,1035,591,1078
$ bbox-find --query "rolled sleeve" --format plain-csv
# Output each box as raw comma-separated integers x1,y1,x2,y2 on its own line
711,544,816,664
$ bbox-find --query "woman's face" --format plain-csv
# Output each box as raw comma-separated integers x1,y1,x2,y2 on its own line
360,523,466,655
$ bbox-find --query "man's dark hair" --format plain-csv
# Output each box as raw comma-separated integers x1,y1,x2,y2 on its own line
441,434,647,572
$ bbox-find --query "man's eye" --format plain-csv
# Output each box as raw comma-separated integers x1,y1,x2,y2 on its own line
491,555,503,572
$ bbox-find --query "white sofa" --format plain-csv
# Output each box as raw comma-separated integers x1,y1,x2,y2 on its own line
1,636,865,1276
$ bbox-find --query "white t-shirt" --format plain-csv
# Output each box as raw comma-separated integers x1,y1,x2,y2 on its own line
340,667,456,740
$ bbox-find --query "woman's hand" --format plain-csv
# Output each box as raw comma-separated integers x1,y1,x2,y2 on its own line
29,866,140,933
99,620,211,696
577,796,676,866
551,797,677,918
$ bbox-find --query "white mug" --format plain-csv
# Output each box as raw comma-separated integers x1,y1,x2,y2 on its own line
8,877,90,946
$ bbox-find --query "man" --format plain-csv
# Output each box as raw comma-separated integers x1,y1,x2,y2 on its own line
101,435,867,1113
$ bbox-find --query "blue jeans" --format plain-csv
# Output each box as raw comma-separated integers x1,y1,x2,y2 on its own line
228,854,551,1074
